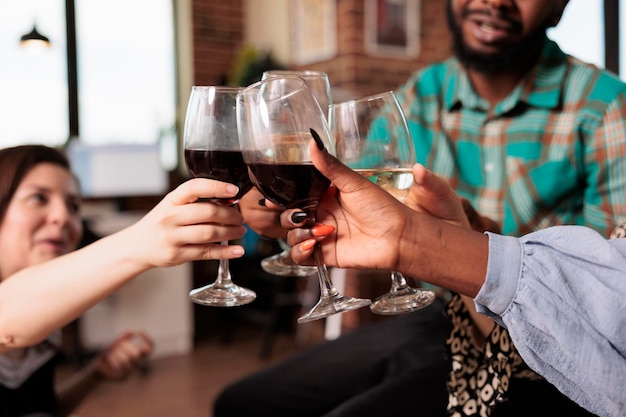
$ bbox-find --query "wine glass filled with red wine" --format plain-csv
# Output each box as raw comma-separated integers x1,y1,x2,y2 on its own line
183,86,256,306
236,76,371,323
257,70,333,278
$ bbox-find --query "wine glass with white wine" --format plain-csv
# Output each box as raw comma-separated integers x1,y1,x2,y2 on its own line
329,91,436,314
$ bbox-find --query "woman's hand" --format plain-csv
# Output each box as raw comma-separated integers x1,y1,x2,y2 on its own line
281,143,415,271
95,330,154,380
280,142,480,272
279,143,489,297
121,178,248,269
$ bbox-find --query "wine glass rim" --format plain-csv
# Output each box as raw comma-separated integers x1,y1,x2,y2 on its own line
238,76,310,103
262,69,329,78
330,90,398,108
241,75,307,91
191,85,244,93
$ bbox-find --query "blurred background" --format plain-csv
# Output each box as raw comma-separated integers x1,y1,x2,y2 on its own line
0,0,624,413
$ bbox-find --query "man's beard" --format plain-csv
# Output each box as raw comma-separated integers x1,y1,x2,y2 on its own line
445,1,549,74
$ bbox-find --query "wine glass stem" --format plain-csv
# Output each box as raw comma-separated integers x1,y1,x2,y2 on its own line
390,271,409,293
214,241,233,288
313,245,339,299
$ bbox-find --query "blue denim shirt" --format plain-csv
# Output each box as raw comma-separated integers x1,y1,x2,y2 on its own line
476,227,626,417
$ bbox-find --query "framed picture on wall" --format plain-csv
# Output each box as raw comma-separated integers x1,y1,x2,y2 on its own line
365,0,420,58
290,0,337,65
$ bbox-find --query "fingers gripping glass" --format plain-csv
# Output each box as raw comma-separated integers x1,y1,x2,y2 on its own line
258,70,333,278
183,86,256,307
237,76,371,323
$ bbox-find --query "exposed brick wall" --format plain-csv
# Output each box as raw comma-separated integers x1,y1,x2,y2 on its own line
191,0,452,96
295,0,453,97
191,0,245,85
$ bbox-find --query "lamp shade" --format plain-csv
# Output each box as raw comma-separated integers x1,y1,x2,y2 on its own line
20,24,51,51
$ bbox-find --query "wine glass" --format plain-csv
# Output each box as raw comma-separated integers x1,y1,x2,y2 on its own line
236,75,371,323
329,91,436,314
258,70,332,277
183,85,257,306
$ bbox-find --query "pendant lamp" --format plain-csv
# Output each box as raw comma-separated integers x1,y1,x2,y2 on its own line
20,24,51,52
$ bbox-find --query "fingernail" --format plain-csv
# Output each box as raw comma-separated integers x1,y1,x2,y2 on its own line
258,198,266,207
291,212,308,223
310,128,325,151
300,239,316,252
226,184,239,194
311,224,334,237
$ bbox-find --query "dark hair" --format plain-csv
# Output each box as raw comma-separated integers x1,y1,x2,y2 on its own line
0,145,71,223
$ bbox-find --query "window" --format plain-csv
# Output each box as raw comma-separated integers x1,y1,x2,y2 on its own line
621,0,626,80
0,0,67,147
548,0,624,82
75,0,176,148
0,0,177,161
547,0,604,69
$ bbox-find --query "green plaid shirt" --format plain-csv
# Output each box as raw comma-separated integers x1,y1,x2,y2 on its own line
396,37,626,237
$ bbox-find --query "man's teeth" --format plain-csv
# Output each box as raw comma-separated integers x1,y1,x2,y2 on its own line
479,22,498,32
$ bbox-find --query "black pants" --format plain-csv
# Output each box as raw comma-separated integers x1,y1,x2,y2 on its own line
213,297,597,417
213,299,452,417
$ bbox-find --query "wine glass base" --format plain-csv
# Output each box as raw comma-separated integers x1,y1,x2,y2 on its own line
189,283,257,307
297,294,371,323
261,250,318,277
369,287,436,315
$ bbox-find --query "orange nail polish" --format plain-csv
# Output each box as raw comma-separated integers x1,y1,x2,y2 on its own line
301,239,316,252
311,224,335,237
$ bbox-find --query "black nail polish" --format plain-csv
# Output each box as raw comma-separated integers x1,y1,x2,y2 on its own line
258,198,266,207
291,211,308,224
310,128,325,151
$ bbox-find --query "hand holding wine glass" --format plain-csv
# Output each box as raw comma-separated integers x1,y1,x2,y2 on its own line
329,91,435,314
256,70,333,277
237,75,371,323
183,86,256,306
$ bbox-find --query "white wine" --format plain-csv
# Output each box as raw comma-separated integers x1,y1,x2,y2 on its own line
354,168,413,201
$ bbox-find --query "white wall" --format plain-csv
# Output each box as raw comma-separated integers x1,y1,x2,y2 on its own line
244,0,291,65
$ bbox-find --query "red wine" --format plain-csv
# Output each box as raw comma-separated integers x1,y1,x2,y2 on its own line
184,149,253,205
246,162,330,215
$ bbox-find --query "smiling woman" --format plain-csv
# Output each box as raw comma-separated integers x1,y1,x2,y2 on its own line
0,144,248,415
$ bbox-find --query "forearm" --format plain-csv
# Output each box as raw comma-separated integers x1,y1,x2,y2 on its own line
397,215,488,298
0,227,147,351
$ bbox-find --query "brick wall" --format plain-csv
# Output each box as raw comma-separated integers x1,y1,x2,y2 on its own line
191,0,245,85
316,0,452,96
191,0,452,96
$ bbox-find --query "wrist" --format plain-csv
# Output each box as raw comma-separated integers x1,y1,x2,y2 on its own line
395,210,424,276
403,215,488,297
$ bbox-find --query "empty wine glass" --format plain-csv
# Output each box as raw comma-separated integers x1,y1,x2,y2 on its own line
237,75,371,323
258,70,332,277
329,91,436,314
183,85,256,306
